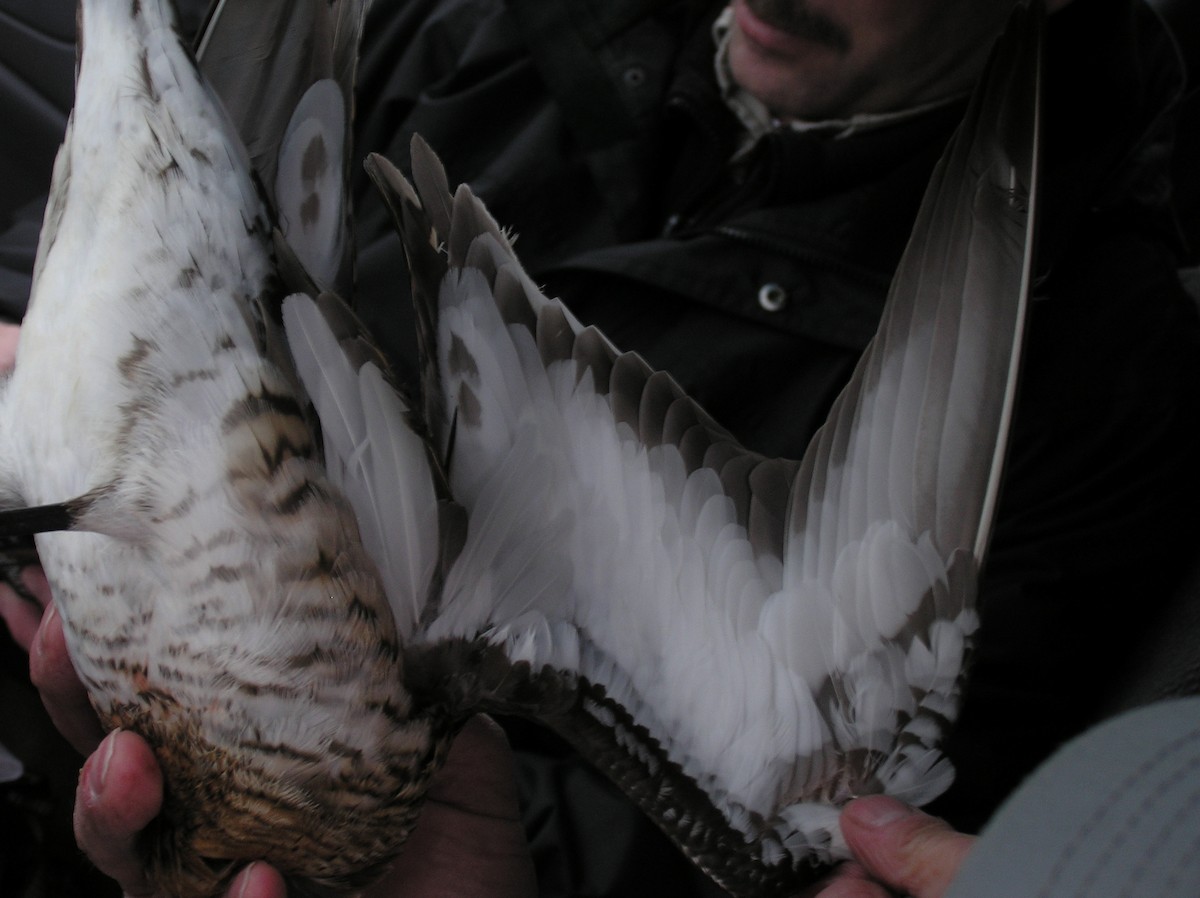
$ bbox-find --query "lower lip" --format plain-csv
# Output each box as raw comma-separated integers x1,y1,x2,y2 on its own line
732,0,813,56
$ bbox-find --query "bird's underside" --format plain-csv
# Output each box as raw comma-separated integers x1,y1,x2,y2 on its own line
0,2,432,897
0,0,1041,896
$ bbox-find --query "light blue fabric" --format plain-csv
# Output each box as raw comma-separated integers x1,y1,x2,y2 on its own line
946,697,1200,898
0,738,23,782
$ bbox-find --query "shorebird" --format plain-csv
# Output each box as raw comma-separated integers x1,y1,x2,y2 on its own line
0,0,1040,895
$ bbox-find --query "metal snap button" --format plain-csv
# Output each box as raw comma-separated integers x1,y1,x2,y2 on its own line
757,283,788,312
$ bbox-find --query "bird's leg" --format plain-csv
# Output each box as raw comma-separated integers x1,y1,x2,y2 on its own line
0,503,76,537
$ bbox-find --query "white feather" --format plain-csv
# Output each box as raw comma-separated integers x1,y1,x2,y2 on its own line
275,79,345,291
282,294,442,637
282,293,365,470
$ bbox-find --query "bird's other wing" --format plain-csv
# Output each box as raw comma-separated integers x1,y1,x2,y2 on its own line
195,0,368,297
199,0,401,577
370,3,1040,895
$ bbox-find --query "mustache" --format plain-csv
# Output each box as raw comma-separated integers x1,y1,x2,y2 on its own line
742,0,851,52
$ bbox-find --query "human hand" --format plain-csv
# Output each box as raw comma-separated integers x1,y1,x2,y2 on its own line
810,796,976,898
0,570,210,896
74,729,288,898
75,716,534,898
362,714,535,898
2,577,534,897
1,565,108,753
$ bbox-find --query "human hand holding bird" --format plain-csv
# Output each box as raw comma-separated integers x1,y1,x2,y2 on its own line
73,720,534,898
2,581,534,898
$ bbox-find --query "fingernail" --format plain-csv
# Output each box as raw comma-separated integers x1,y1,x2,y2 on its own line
34,603,57,650
232,862,258,898
848,795,912,828
88,731,119,803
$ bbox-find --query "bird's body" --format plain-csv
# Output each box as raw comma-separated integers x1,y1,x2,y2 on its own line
0,2,433,895
0,0,1041,896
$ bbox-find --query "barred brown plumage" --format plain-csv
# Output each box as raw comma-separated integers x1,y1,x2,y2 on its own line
0,1,443,896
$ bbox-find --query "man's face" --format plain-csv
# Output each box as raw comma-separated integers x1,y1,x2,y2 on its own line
725,0,1017,120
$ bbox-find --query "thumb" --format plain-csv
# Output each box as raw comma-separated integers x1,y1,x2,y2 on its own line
839,796,975,898
74,730,163,897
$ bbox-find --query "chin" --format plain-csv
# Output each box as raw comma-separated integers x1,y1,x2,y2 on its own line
726,30,845,121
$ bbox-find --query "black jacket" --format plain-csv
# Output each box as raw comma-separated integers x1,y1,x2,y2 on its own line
351,0,1200,892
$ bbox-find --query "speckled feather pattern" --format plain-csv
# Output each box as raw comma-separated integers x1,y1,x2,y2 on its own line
0,2,435,897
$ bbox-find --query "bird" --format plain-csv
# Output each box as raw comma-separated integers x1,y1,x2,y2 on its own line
0,0,1041,897
344,9,1039,885
0,2,430,897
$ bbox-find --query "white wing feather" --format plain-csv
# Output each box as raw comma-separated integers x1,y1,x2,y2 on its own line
282,293,440,638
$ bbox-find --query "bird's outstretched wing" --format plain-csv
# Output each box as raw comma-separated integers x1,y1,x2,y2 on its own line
350,3,1042,894
195,0,368,296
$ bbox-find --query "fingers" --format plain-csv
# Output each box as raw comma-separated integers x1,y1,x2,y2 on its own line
833,796,976,898
799,861,892,898
0,580,44,649
373,715,534,898
28,601,106,754
0,565,104,755
74,730,165,898
6,567,279,898
0,566,53,649
422,715,523,813
18,564,52,605
75,731,286,898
